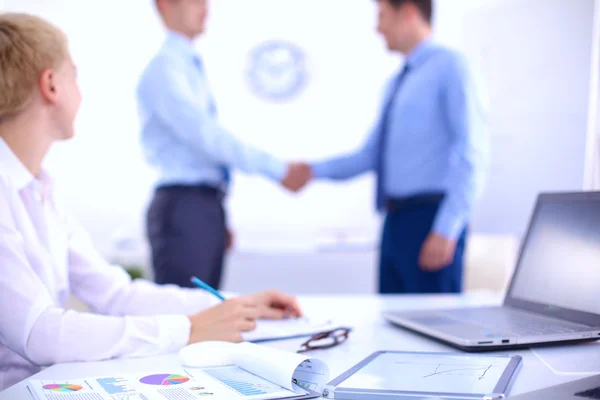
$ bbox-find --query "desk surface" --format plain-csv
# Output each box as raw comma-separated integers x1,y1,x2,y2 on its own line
2,293,599,398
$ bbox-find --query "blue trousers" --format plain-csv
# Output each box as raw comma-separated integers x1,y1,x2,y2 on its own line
379,202,467,294
147,186,226,289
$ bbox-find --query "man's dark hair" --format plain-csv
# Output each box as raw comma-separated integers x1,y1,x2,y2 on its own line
386,0,432,24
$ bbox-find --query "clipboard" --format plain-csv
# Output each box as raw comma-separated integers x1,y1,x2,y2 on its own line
323,351,522,399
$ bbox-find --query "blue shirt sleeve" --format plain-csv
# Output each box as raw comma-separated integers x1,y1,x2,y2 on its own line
433,56,489,240
311,124,379,180
143,57,286,181
309,79,400,181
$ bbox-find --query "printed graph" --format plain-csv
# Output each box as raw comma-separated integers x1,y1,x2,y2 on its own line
203,366,287,397
97,377,137,394
139,374,190,386
43,383,84,392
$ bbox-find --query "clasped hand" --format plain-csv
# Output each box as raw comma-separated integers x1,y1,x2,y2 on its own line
281,162,312,192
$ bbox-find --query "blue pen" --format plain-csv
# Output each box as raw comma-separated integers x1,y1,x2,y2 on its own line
190,276,226,301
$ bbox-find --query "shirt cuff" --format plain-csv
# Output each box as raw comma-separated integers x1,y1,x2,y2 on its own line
262,157,287,181
155,314,192,352
433,211,466,241
178,288,221,315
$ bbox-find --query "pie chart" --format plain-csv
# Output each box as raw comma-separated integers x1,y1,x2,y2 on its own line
43,384,83,392
139,374,190,386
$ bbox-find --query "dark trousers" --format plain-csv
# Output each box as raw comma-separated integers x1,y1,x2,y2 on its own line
379,197,467,294
147,185,226,289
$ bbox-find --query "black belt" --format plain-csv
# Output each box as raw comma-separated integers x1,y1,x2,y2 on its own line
386,192,445,213
156,184,224,198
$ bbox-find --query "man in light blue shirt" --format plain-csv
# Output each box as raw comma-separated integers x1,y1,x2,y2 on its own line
306,0,489,293
138,0,307,289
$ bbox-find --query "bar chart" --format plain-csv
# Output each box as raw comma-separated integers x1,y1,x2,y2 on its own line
203,367,292,398
96,377,137,395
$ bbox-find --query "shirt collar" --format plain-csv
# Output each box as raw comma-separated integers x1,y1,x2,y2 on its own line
0,137,35,191
164,30,198,60
0,137,52,193
405,36,435,69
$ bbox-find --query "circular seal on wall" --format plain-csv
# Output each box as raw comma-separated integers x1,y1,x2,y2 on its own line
246,40,308,102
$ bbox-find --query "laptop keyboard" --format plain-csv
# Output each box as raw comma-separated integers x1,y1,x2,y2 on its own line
442,308,589,336
576,386,600,399
496,317,586,336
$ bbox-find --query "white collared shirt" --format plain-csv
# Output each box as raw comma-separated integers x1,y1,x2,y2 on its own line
0,138,215,390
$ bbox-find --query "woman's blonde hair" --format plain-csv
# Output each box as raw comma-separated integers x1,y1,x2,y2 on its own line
0,13,68,122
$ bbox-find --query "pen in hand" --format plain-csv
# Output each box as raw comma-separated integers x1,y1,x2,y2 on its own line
190,276,226,301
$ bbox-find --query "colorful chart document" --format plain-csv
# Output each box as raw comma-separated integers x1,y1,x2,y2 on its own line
29,342,330,400
29,367,308,400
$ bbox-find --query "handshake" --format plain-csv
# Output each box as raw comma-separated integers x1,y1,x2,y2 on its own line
281,162,313,192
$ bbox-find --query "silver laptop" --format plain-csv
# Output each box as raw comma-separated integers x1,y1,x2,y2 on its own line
384,192,600,351
510,374,600,399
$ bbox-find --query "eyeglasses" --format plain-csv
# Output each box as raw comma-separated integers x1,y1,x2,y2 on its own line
297,327,351,353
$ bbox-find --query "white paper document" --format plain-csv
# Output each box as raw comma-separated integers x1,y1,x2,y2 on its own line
29,343,330,400
29,368,300,400
243,318,340,342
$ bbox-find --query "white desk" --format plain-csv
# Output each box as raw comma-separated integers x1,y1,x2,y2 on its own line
2,293,599,398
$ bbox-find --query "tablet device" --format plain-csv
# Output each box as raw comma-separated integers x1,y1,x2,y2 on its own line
323,351,522,399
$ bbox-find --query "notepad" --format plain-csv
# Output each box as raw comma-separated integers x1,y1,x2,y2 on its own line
243,317,342,342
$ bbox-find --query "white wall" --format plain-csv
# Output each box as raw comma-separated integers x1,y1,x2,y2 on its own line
3,0,166,259
2,1,597,289
3,0,397,257
460,0,594,236
591,0,600,190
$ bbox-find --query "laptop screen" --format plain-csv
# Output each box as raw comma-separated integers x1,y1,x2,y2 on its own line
507,193,600,319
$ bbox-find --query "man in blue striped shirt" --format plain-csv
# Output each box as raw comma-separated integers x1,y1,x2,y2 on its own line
305,0,489,293
137,0,308,289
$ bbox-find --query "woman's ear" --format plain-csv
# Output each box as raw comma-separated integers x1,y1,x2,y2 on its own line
39,69,58,104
